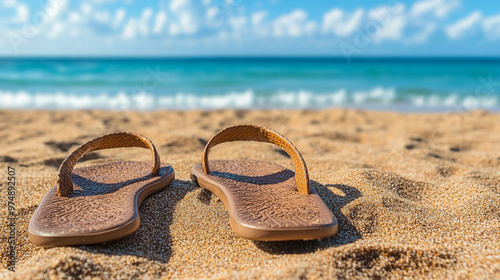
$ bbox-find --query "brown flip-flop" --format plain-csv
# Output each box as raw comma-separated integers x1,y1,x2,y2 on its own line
190,124,337,241
28,132,175,247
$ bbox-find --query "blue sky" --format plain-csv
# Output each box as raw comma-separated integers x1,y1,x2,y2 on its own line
1,0,500,56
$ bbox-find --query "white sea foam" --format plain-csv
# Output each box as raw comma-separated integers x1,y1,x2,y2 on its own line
0,89,497,110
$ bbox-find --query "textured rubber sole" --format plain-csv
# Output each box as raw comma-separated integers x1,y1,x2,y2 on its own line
191,159,338,241
29,161,175,247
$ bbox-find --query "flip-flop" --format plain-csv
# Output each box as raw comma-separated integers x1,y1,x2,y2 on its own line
28,132,175,247
190,124,337,241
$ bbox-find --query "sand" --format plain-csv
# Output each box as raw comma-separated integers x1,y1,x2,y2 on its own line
0,109,499,279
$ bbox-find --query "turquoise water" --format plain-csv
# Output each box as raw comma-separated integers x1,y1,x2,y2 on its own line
0,57,499,111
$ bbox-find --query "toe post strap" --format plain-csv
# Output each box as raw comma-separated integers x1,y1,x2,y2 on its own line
57,132,161,196
202,124,310,194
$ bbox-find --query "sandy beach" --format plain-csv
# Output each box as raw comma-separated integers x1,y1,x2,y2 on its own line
0,109,499,279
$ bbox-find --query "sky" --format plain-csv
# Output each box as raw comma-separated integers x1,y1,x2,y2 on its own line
1,0,500,56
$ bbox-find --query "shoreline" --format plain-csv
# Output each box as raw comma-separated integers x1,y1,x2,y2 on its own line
1,106,498,113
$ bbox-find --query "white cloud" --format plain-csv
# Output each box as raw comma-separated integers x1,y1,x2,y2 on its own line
14,4,29,23
3,0,500,55
91,0,118,3
482,13,500,39
170,0,188,13
250,11,269,37
121,7,152,39
142,8,153,20
45,0,67,18
272,9,316,37
229,16,247,33
407,23,436,43
369,5,407,42
375,15,406,42
153,11,167,34
69,12,81,23
252,11,267,26
322,8,364,36
411,0,460,18
138,8,152,35
94,11,110,24
48,22,64,38
168,24,179,36
82,4,92,15
178,12,197,34
4,0,17,7
168,0,201,35
445,11,482,39
114,9,126,27
206,7,218,20
122,19,136,39
62,11,83,37
305,22,317,35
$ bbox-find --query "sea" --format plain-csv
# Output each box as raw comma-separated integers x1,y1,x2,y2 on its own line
0,57,499,111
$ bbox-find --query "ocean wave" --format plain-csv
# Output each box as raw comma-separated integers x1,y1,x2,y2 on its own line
0,88,497,110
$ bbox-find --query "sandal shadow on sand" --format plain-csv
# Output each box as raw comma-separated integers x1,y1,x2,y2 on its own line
190,124,338,241
28,132,175,247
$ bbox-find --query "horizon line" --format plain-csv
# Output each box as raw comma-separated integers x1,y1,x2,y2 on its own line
1,55,500,60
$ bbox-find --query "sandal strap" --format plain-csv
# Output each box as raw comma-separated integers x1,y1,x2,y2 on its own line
202,124,310,194
57,132,160,196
